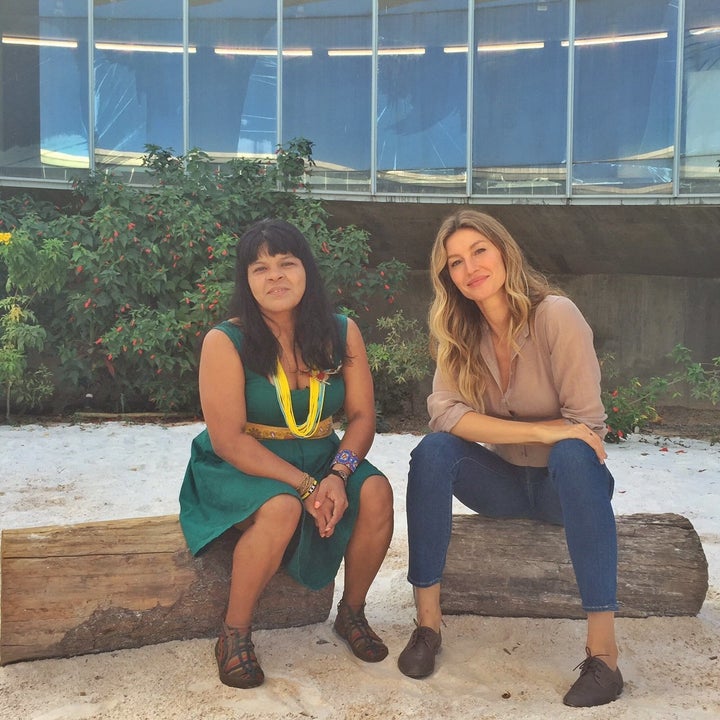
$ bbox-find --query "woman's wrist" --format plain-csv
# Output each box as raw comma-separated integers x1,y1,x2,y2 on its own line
332,448,359,474
328,466,349,485
296,472,318,500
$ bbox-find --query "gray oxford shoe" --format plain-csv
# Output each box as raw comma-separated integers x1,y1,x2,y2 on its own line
563,648,623,707
397,623,442,679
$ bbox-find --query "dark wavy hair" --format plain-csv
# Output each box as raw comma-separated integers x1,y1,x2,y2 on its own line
227,218,343,377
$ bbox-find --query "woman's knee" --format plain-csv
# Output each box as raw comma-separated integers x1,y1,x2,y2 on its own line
358,474,394,527
549,439,613,496
409,432,467,484
254,493,302,535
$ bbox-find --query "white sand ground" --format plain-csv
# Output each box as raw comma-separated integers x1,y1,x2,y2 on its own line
0,422,718,720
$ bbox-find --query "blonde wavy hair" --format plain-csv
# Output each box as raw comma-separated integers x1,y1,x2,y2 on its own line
428,209,564,411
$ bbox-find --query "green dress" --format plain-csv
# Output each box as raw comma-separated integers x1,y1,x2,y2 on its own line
178,315,382,591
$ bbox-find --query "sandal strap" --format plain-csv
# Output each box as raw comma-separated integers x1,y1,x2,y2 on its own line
216,624,264,687
334,600,388,662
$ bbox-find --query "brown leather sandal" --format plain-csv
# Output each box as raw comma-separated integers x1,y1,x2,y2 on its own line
333,599,388,662
214,623,265,689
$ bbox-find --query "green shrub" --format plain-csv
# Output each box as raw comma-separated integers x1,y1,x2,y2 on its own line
0,293,51,419
602,345,720,442
367,311,432,424
0,141,408,416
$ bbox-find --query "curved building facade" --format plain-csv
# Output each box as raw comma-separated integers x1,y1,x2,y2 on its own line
1,0,719,202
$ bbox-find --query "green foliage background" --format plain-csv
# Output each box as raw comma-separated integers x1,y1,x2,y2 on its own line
0,141,409,416
1,141,717,438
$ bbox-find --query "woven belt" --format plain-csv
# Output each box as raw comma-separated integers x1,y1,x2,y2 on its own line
244,416,334,440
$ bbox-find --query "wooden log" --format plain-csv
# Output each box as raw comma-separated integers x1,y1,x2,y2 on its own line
441,513,708,619
0,515,334,666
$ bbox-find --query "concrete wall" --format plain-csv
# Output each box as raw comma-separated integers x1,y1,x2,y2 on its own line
323,200,720,397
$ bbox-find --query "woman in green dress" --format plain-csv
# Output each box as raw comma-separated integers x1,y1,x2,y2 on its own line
179,218,393,689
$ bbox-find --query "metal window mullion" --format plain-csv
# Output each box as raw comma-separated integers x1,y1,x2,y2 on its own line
466,0,474,197
565,0,576,199
87,0,95,172
672,0,686,197
371,2,378,196
183,0,190,157
277,0,283,154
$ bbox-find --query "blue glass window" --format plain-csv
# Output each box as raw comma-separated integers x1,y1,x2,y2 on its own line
681,0,720,194
93,0,183,174
572,0,678,195
1,0,88,180
473,0,569,196
283,0,372,193
377,0,468,194
190,0,277,160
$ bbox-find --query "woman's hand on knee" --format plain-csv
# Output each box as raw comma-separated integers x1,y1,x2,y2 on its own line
537,420,608,464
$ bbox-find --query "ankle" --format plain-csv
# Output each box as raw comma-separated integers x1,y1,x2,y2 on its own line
223,619,252,636
586,645,618,670
416,607,442,633
338,596,365,613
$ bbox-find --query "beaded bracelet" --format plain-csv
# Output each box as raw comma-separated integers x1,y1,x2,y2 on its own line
333,449,359,474
300,479,318,501
297,473,318,500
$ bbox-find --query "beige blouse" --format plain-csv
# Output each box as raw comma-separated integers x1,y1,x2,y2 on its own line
427,295,607,467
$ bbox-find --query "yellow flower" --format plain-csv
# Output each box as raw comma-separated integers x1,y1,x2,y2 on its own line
8,305,23,323
0,232,12,245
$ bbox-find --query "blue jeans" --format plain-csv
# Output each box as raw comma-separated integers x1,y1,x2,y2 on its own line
406,433,619,612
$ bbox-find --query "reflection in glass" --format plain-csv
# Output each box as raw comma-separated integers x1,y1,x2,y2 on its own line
0,0,88,180
190,0,277,161
472,0,568,196
681,0,720,194
283,0,372,193
93,0,183,175
0,1,718,200
572,0,677,194
377,0,468,194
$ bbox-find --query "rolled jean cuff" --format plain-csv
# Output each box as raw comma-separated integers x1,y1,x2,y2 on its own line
407,574,442,588
582,601,620,613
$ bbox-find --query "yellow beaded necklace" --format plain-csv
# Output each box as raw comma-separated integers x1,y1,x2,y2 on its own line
273,359,326,438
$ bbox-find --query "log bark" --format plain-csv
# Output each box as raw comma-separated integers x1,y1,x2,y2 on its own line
441,513,708,619
0,515,334,666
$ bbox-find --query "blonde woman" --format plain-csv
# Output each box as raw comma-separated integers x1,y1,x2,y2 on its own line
180,219,393,689
398,210,622,708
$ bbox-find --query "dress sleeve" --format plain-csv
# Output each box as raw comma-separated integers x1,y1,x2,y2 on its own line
539,296,608,437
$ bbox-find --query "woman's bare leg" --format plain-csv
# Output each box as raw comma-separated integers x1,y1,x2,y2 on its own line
341,474,393,607
225,494,301,628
